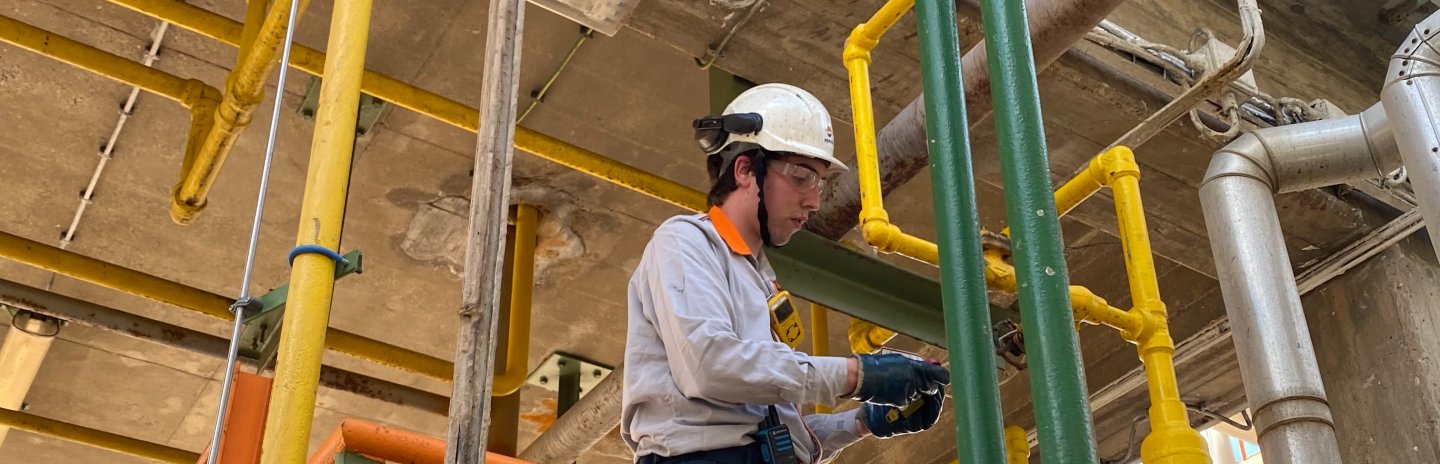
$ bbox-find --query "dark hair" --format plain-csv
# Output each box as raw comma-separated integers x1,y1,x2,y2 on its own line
706,150,761,208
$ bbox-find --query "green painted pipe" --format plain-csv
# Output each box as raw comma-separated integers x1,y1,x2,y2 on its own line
914,0,1007,461
979,0,1099,460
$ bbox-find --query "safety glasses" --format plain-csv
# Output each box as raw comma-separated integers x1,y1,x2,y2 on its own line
771,158,827,192
692,112,763,154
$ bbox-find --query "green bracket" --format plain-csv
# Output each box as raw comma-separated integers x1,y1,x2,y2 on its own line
299,76,387,136
239,249,364,366
525,352,612,400
769,231,1019,347
335,451,382,464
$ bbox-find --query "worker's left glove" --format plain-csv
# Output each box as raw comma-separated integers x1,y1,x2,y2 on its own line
860,390,945,439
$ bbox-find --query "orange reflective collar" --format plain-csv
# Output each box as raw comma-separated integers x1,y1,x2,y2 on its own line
707,206,753,256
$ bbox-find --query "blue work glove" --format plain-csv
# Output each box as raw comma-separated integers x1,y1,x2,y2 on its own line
851,354,951,406
861,391,945,438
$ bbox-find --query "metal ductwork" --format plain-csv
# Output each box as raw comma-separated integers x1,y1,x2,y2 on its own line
1381,13,1440,266
1200,103,1400,464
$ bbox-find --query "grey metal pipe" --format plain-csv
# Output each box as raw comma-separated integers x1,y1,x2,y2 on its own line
516,366,622,464
1200,103,1399,464
1381,11,1440,265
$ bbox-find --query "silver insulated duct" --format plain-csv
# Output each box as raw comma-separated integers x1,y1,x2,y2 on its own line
1200,103,1401,464
1382,13,1440,266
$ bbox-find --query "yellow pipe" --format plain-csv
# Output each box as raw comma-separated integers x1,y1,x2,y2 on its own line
1005,425,1030,464
0,230,453,381
493,204,539,396
810,303,832,414
1101,147,1208,464
261,0,372,459
846,319,896,355
0,14,206,105
844,0,939,265
0,408,200,464
170,0,311,224
105,0,708,214
0,14,224,177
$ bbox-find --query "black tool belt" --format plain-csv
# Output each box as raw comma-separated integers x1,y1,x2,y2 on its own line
635,442,764,464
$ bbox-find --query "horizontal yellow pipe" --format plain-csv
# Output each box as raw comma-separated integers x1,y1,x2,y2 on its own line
106,0,708,214
0,14,210,106
0,408,200,464
493,204,539,396
170,0,312,224
0,231,453,381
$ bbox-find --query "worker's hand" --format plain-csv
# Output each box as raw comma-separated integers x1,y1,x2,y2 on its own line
851,354,950,406
860,391,945,438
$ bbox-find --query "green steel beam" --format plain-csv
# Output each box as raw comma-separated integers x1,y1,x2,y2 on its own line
980,0,1098,459
915,0,1007,461
706,68,1018,348
769,231,1018,347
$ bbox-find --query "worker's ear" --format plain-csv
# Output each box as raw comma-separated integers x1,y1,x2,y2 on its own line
732,153,756,189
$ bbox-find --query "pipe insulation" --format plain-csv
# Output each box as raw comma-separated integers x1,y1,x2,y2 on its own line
1381,12,1440,265
1200,103,1400,464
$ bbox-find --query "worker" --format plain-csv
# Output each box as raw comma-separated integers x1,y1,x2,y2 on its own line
622,83,951,464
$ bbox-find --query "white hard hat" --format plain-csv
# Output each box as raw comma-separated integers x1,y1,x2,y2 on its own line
693,83,848,174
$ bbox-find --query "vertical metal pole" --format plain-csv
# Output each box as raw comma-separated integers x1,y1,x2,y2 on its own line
258,0,372,461
978,0,1097,460
556,359,581,416
914,0,1007,461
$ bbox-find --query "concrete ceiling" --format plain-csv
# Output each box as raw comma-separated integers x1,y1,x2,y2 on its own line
0,0,1424,463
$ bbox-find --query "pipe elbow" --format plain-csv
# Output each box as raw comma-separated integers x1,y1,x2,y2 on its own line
860,218,897,252
1202,132,1274,191
1092,146,1140,184
843,25,877,63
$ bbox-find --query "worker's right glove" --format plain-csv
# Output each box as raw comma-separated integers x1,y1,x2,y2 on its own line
861,390,946,438
851,354,950,406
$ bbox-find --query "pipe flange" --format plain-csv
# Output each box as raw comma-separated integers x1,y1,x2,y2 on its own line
980,229,1012,256
992,319,1026,369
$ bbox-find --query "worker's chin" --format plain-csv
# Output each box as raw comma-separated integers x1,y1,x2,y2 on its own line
769,228,798,247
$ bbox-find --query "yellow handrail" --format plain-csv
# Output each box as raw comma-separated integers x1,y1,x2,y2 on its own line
843,0,1133,338
493,204,539,396
844,0,938,265
1100,147,1208,463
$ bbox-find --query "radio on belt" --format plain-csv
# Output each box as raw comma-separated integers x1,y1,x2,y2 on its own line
753,405,799,464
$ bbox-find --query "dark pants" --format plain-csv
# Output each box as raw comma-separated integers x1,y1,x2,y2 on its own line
636,443,766,464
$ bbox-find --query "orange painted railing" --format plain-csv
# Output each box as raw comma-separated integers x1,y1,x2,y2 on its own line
306,419,533,464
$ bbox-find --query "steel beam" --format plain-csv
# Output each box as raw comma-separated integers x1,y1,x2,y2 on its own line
0,279,449,416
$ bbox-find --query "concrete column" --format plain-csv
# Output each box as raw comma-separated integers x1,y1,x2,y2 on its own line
1303,234,1440,463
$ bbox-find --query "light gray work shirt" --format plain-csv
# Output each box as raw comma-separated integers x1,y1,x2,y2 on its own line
622,209,864,463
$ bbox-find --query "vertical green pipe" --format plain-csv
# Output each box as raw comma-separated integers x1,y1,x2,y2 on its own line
979,0,1098,460
915,0,1008,462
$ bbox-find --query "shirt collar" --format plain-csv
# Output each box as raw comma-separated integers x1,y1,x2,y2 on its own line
706,206,753,256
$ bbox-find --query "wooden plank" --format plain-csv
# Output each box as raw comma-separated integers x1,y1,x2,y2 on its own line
445,0,525,462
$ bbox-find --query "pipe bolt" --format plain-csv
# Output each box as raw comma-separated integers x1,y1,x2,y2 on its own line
592,369,602,378
539,376,549,385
